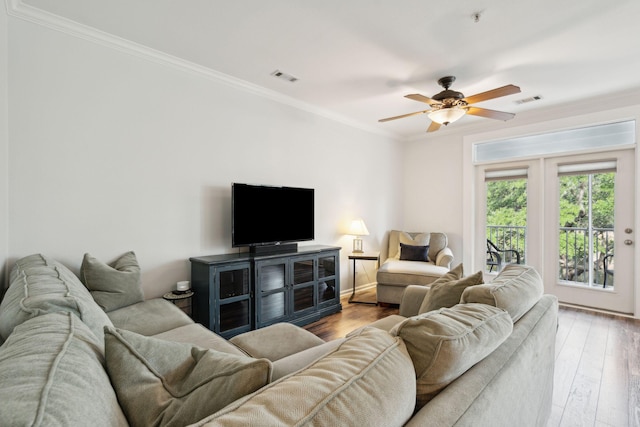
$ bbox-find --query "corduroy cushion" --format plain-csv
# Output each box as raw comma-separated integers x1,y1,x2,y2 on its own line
0,312,128,427
391,303,513,408
418,263,484,314
81,251,145,312
0,254,114,344
104,326,272,427
461,264,544,322
193,327,416,427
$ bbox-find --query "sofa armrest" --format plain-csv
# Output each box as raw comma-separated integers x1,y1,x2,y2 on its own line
399,285,430,317
435,247,454,268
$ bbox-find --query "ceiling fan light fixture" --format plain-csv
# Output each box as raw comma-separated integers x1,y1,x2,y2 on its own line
428,106,466,125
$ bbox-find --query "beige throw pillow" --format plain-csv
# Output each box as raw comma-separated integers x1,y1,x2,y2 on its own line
461,264,544,322
81,251,144,312
104,326,272,427
391,303,513,408
418,263,483,314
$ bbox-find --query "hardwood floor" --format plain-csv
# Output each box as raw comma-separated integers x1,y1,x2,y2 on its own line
304,290,640,427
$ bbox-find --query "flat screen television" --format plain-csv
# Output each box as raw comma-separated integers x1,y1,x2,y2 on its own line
232,183,314,250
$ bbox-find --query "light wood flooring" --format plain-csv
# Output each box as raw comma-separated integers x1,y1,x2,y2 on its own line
303,289,640,427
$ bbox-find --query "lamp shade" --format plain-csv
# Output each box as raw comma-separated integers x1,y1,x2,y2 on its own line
428,106,466,125
348,218,369,236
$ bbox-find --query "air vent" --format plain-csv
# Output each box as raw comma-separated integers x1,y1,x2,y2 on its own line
514,95,543,105
271,70,299,83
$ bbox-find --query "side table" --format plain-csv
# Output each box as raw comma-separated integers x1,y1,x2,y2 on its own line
163,290,194,318
348,252,379,305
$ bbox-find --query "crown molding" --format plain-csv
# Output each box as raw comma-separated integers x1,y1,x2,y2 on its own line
5,0,401,141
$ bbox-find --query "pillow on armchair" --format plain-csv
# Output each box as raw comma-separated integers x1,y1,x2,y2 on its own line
399,243,429,262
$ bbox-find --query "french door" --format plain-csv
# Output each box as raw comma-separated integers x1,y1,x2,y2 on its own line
544,150,635,313
478,149,635,314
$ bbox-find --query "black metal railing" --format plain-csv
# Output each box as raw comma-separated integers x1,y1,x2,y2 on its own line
558,227,614,287
486,225,614,288
486,225,526,266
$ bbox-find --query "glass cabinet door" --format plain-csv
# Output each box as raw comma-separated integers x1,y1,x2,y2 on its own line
318,253,338,305
256,260,288,325
214,263,251,337
291,257,316,315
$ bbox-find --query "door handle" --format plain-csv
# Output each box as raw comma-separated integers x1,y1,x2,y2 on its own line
624,239,633,245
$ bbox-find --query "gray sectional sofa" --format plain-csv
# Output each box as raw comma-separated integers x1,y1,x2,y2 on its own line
377,231,454,304
0,253,557,426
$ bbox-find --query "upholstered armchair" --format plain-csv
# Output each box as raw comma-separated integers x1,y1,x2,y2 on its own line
375,231,453,304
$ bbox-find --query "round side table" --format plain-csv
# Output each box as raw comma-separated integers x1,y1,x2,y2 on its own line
162,290,194,318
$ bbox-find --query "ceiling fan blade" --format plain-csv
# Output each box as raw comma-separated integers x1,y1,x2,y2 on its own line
405,94,440,105
427,121,441,132
379,109,430,122
466,106,516,121
463,84,521,105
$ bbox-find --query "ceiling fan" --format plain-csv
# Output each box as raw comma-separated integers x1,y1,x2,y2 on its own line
379,76,521,132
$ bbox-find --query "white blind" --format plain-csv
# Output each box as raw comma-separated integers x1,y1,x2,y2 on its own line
557,160,616,176
485,168,528,182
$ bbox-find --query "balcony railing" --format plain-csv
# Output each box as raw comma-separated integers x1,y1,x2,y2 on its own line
486,225,614,288
486,225,526,265
559,227,614,288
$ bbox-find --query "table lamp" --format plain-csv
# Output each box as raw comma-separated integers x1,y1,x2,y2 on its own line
348,218,369,253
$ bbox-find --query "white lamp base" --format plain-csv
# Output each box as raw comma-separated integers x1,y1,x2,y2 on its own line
352,237,364,253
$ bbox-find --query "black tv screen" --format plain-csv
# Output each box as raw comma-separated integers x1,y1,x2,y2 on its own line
232,183,315,247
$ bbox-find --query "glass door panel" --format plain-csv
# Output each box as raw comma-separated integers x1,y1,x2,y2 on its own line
484,173,527,274
558,171,615,288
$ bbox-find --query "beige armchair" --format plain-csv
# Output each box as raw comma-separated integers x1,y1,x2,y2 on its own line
376,231,453,304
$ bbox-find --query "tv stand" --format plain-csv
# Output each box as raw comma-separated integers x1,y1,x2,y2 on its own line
250,243,297,255
190,245,341,338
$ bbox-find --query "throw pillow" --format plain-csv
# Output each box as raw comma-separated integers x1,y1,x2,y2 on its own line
81,251,144,312
390,303,513,409
418,264,484,314
461,264,544,322
104,326,272,427
399,243,429,262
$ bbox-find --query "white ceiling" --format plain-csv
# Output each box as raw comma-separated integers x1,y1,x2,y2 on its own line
19,0,640,138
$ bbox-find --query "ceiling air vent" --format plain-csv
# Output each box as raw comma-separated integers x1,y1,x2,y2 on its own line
271,70,299,83
514,95,543,105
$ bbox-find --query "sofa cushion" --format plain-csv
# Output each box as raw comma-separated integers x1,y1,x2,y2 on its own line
0,312,128,427
390,303,513,409
104,326,272,427
230,322,325,361
0,254,114,344
152,323,248,357
399,243,429,261
418,264,484,314
377,259,449,287
193,327,416,427
461,264,544,322
107,298,193,336
80,251,144,312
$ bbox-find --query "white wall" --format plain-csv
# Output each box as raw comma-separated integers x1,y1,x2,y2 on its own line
6,17,403,297
0,7,9,294
402,132,464,264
